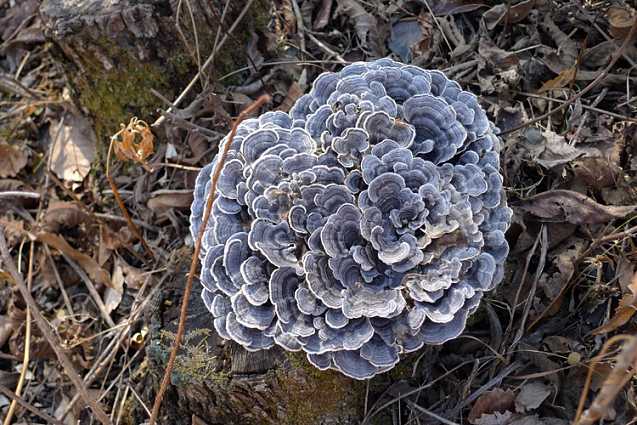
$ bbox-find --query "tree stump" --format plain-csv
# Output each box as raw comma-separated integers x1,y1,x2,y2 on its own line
37,2,367,423
39,0,270,139
145,253,362,425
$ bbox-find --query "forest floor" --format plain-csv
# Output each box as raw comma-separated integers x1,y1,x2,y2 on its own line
1,0,637,424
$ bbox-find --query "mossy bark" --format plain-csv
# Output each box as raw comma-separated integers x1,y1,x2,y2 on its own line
144,254,362,425
39,0,269,142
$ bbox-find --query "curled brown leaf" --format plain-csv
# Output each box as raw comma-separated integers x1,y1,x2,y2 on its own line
607,6,637,41
483,0,538,30
336,0,384,56
313,0,333,29
538,67,576,93
0,143,28,178
42,201,88,233
147,190,193,213
36,232,110,288
514,190,637,224
469,388,515,423
592,271,637,335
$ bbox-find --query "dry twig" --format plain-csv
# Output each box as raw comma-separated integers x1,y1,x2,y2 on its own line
0,229,113,425
0,384,63,425
58,274,163,421
3,240,33,425
574,335,637,425
148,94,271,425
62,253,117,328
529,222,637,331
499,19,637,136
152,0,257,127
106,118,155,259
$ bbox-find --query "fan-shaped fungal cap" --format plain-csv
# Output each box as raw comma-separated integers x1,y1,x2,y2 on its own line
190,58,512,380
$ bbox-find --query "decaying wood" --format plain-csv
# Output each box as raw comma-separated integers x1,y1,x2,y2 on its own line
145,264,361,425
39,0,269,134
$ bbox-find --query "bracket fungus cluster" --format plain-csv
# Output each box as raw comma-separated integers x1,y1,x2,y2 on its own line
190,58,512,380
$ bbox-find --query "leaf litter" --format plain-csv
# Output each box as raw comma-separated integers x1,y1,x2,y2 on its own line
1,0,637,424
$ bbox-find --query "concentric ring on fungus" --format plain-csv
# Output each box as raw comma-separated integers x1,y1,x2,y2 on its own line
190,58,512,380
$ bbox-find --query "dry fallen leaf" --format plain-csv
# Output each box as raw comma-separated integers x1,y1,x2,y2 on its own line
543,335,579,354
147,190,193,213
313,0,333,29
483,0,538,30
54,394,79,425
118,259,146,289
514,190,637,224
0,217,24,247
479,35,519,69
42,201,88,233
0,315,19,349
592,270,637,334
581,40,616,68
9,309,56,360
104,260,125,314
538,67,576,93
571,158,622,190
540,239,586,316
388,13,434,62
515,382,551,412
49,112,97,182
98,224,133,265
607,6,637,41
521,128,584,169
429,0,487,16
36,231,110,287
469,388,516,423
276,0,296,35
616,258,636,292
540,14,578,67
0,0,39,41
0,143,28,178
336,0,384,56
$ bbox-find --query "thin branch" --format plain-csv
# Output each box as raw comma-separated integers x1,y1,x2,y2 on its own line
498,19,637,136
306,32,346,63
502,224,542,350
513,91,637,123
362,356,496,424
0,191,40,199
0,229,113,425
94,213,159,232
514,225,547,339
59,274,163,421
574,335,637,425
417,0,453,51
3,240,33,425
449,361,523,415
44,245,75,317
152,0,257,127
62,253,117,328
0,384,64,425
529,221,637,331
148,94,271,425
106,138,155,259
219,59,351,82
406,400,460,425
290,0,306,53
